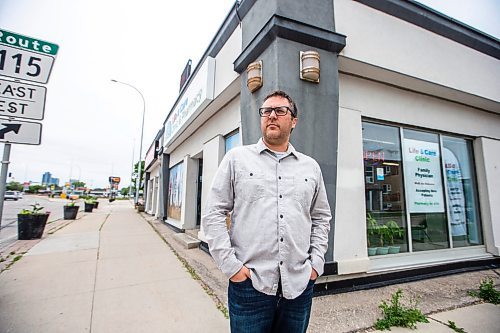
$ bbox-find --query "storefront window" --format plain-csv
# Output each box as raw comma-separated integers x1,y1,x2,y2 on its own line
403,129,448,251
225,130,241,153
363,122,408,255
167,162,183,221
363,121,483,257
442,136,483,247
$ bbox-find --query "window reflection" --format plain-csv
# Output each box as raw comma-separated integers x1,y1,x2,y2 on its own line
363,122,483,257
363,122,408,255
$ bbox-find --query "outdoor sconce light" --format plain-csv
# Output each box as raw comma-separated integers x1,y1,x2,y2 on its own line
300,51,320,83
246,60,263,93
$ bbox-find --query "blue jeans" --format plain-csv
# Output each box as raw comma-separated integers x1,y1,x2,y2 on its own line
228,278,315,333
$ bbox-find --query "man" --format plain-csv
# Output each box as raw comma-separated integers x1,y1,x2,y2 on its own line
202,90,331,333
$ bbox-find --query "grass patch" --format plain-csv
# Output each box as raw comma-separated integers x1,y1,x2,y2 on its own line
468,277,500,305
374,289,428,330
447,320,466,333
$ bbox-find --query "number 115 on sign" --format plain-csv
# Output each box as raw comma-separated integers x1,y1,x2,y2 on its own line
0,45,55,84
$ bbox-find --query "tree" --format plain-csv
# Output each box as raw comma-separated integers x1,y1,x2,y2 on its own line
120,187,130,196
27,185,43,193
6,181,23,191
73,181,86,188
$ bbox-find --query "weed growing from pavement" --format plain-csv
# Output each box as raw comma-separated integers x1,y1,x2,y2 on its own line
447,320,466,333
374,289,428,330
0,251,26,273
468,277,500,305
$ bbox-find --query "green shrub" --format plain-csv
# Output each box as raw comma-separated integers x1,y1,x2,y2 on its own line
374,289,428,330
468,278,500,305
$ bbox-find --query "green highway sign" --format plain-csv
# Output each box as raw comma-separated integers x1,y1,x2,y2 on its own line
0,29,58,55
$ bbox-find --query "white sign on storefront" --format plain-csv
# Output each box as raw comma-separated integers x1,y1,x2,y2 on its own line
163,57,215,147
403,138,444,213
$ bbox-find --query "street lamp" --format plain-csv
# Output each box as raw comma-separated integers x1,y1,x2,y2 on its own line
111,79,145,205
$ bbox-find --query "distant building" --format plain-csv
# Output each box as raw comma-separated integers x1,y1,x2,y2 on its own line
41,172,51,185
49,177,59,186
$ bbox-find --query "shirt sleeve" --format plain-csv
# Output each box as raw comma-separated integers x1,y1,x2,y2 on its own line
201,152,243,279
309,164,332,277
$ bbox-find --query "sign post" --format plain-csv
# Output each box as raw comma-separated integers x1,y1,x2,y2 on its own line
0,28,58,228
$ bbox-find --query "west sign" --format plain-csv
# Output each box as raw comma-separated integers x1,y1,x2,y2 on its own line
0,78,46,120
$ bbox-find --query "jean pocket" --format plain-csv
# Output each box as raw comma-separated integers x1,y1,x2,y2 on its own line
231,277,251,284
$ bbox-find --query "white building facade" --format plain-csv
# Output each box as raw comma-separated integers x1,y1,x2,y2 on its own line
143,0,500,287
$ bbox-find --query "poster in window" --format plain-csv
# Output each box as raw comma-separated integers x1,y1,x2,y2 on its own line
167,163,183,220
403,138,444,213
443,148,467,237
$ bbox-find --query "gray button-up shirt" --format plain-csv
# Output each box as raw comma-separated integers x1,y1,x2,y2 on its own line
202,138,331,299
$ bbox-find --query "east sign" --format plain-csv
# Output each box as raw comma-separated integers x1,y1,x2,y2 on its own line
0,78,46,120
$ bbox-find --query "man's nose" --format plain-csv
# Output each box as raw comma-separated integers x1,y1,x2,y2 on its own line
268,110,278,119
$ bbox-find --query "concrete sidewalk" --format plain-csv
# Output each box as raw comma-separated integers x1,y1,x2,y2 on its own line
0,200,228,333
1,199,499,333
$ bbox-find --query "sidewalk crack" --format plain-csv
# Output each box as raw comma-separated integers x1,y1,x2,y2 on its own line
90,212,110,333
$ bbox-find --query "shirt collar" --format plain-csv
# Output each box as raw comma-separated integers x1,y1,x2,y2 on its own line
256,138,298,159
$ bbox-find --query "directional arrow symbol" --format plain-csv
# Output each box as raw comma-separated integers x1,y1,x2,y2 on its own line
0,123,22,139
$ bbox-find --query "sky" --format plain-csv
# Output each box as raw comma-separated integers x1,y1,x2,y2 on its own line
0,0,498,189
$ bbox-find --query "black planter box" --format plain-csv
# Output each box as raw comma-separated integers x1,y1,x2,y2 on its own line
63,205,79,220
93,201,99,209
84,202,94,212
18,214,49,240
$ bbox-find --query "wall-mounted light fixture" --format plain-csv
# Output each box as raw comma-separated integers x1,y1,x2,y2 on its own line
300,51,320,83
246,60,263,93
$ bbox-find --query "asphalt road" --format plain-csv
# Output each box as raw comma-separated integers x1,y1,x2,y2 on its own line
0,194,80,251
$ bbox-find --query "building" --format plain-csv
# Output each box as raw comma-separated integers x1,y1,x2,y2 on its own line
41,172,51,186
142,0,500,287
41,172,59,187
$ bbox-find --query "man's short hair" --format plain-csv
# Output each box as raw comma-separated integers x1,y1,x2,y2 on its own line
263,90,298,118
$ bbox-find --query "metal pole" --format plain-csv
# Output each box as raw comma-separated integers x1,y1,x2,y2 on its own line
110,79,145,204
129,139,135,199
0,143,12,234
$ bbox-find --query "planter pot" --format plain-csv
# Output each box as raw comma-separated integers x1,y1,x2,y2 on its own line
84,202,94,212
368,247,378,256
109,198,115,203
17,213,49,240
136,205,145,212
63,205,79,220
93,201,99,209
376,246,390,255
388,246,401,254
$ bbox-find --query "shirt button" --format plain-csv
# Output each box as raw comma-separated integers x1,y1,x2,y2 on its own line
280,214,283,219
280,261,283,265
279,176,282,180
279,195,282,198
280,237,283,242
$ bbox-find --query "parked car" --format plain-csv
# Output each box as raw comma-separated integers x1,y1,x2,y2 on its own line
4,191,18,200
14,191,23,199
69,190,84,200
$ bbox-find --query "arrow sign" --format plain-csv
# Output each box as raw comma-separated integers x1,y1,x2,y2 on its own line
0,119,42,145
0,123,21,139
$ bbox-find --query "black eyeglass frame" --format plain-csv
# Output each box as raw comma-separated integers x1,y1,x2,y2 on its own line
258,106,296,117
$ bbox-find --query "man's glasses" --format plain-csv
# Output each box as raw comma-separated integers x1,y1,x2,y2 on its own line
258,106,295,117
